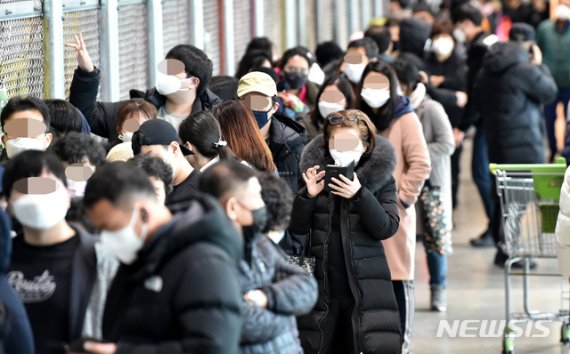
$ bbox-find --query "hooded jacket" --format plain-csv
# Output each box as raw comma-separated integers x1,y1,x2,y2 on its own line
398,18,432,70
69,67,221,143
269,114,305,192
239,235,317,354
474,41,557,164
290,135,402,354
0,209,34,354
102,194,243,354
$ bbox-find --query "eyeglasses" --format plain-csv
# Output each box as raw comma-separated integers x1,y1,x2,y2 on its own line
328,114,361,125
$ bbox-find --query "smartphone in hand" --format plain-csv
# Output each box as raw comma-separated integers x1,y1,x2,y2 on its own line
66,338,105,353
324,161,355,192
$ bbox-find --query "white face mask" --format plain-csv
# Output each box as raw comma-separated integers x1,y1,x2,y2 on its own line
12,186,69,230
432,37,454,60
118,132,134,142
318,101,345,118
453,28,466,44
5,137,46,159
361,88,390,109
67,179,88,199
555,5,570,20
344,63,366,84
155,73,191,96
267,230,286,244
100,208,148,265
329,149,363,167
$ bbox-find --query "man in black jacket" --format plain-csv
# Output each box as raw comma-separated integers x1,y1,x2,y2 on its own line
474,23,557,267
82,162,243,354
452,4,499,247
237,71,305,192
66,33,220,143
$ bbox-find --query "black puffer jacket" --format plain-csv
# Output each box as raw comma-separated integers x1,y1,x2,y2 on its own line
102,194,243,354
239,235,317,354
269,114,305,192
289,135,402,354
474,41,557,164
69,67,221,143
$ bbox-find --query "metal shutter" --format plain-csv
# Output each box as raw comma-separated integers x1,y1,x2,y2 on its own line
319,0,334,43
203,0,221,75
117,2,149,99
162,0,190,55
63,8,101,98
233,0,252,75
336,0,349,48
305,0,317,51
263,0,284,56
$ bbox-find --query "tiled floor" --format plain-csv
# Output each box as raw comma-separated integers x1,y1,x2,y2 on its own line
411,138,570,354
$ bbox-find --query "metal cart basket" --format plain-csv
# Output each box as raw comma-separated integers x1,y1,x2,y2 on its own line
491,163,569,354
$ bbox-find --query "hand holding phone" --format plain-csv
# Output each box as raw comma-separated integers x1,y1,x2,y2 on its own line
324,161,355,193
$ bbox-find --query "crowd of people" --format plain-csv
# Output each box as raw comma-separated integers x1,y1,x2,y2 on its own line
0,0,569,352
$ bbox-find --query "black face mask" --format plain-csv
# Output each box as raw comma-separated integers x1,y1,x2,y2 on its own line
242,206,268,242
284,71,308,90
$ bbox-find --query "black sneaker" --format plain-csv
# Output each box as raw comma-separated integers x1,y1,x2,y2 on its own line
470,230,495,248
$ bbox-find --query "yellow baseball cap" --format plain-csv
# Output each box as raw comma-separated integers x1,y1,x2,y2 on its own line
237,71,278,97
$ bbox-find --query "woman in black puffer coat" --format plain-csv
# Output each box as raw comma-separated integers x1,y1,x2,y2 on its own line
290,109,402,354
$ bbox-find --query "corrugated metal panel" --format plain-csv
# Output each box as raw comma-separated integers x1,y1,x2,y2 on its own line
63,9,101,98
162,0,190,55
336,0,349,48
233,0,252,74
0,15,45,99
305,0,317,51
263,0,284,57
319,0,334,42
117,3,149,99
203,0,221,75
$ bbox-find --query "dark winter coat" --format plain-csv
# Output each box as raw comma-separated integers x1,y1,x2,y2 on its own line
69,67,221,143
289,135,402,354
0,209,34,354
474,41,557,164
102,194,243,354
269,114,305,192
460,31,499,131
239,234,317,354
398,18,432,70
425,50,468,128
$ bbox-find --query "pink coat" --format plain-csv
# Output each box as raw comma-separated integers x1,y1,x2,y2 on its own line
380,112,431,280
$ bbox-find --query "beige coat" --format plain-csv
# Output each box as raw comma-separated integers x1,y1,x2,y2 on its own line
381,111,431,280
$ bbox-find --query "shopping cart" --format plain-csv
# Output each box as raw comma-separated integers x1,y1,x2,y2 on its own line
491,162,570,354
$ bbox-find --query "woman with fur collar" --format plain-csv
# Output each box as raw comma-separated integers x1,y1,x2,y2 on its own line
289,109,402,354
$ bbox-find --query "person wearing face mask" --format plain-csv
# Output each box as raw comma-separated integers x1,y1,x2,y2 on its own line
115,99,157,144
394,58,455,312
537,3,570,161
82,162,242,354
237,72,305,192
290,110,402,354
49,132,107,233
198,160,317,354
276,47,319,116
341,38,380,91
3,150,118,354
452,4,499,248
178,111,236,172
303,74,355,141
0,97,53,161
131,119,199,208
424,19,468,209
357,62,431,354
67,33,220,144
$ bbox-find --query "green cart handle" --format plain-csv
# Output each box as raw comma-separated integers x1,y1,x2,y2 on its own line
489,159,567,176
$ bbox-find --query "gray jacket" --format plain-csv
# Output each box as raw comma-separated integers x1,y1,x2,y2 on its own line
239,235,317,354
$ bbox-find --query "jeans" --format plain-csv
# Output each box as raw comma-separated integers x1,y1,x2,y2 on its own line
471,126,495,228
544,87,570,161
427,252,448,287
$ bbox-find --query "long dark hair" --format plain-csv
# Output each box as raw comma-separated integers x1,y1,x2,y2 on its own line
211,100,277,173
309,74,355,131
356,61,399,132
178,111,235,161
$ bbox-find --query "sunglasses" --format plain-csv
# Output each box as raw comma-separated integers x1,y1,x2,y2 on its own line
328,115,361,125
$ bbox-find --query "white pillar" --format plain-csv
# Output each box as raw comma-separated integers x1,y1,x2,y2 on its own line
44,0,65,98
100,0,120,101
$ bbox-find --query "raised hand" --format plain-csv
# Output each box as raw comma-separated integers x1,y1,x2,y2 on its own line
64,33,94,73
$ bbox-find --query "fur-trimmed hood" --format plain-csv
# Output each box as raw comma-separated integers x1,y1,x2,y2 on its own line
300,134,397,193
